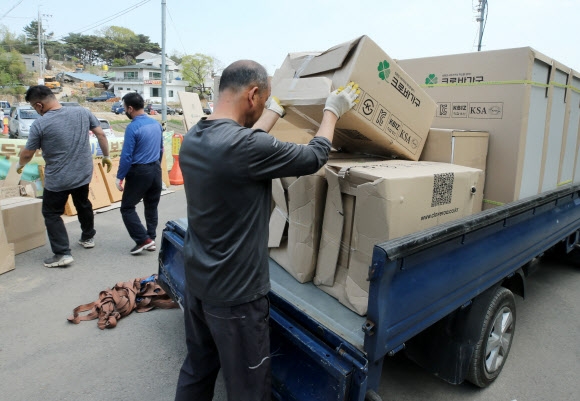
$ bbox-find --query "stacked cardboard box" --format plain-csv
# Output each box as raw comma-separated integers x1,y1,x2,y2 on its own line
1,196,46,255
64,160,111,216
0,208,15,275
271,35,436,160
397,47,580,208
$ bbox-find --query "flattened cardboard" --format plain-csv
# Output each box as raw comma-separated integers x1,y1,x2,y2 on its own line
161,152,170,188
269,116,316,144
0,196,46,254
397,47,569,207
272,35,436,160
65,160,111,216
268,171,326,283
315,160,484,315
98,158,123,203
178,91,204,131
0,209,15,275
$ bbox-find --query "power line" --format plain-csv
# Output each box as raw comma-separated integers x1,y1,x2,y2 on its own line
0,0,25,24
166,5,187,55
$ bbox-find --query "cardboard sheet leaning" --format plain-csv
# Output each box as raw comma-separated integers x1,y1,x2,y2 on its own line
314,160,484,315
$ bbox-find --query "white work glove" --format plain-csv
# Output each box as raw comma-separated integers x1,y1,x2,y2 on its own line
15,163,25,174
265,96,286,118
323,82,360,119
116,178,124,192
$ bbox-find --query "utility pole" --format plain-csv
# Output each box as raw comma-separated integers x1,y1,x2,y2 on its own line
161,0,167,122
477,0,488,52
37,8,43,82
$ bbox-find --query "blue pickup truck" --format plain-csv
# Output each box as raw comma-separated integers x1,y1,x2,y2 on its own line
86,91,117,102
158,182,580,401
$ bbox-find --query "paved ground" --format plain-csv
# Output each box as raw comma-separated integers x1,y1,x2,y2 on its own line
0,188,579,401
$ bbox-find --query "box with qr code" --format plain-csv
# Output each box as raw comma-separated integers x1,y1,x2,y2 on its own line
314,160,484,316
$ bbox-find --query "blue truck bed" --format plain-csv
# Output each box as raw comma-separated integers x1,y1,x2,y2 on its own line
159,183,580,401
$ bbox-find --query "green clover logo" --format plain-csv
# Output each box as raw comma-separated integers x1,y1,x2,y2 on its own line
378,60,390,81
425,74,438,85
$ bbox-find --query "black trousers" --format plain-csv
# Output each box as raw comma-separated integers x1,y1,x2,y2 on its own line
175,295,271,401
42,183,96,255
120,162,162,244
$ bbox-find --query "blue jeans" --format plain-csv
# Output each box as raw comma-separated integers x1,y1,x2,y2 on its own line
120,161,162,244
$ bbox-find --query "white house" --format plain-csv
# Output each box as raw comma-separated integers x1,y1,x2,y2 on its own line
108,52,189,103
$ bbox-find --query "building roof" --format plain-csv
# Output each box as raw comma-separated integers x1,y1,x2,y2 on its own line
109,63,176,71
64,72,108,82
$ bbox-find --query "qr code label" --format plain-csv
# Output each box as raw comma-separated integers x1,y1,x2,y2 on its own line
431,173,454,207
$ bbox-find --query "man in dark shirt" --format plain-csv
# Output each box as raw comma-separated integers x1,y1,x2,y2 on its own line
175,59,359,401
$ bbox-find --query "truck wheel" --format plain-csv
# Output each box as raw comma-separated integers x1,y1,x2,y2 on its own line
364,389,382,401
467,287,516,388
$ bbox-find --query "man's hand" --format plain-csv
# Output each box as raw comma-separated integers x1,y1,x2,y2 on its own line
265,96,286,118
102,156,112,173
323,82,360,119
15,163,25,174
115,178,124,192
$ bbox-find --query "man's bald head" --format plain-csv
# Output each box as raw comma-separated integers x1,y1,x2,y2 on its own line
219,60,269,94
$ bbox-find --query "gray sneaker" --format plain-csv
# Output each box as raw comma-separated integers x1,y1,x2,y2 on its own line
78,237,95,248
43,254,74,268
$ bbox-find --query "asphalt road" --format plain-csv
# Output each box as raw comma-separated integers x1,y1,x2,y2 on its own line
0,188,579,401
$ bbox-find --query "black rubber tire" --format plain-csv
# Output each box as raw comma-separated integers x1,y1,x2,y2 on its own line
365,389,382,401
467,287,516,387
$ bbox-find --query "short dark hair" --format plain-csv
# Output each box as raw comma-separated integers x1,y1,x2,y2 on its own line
25,85,55,103
219,60,268,94
122,92,145,110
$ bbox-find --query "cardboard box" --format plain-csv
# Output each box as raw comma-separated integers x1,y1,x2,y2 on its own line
421,128,489,212
539,60,572,192
65,160,111,216
0,208,15,275
561,71,580,186
397,47,569,207
315,160,484,315
272,35,436,160
161,152,170,188
0,196,46,254
269,118,313,145
178,91,204,131
268,170,326,283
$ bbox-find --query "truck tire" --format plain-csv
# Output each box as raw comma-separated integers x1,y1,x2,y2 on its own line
466,287,516,388
364,389,382,401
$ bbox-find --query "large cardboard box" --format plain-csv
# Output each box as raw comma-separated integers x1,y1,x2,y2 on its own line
65,160,111,216
268,170,326,283
0,196,46,254
561,71,580,186
397,47,569,207
540,60,572,192
269,118,313,145
272,35,436,160
421,128,489,212
0,208,15,275
315,160,484,315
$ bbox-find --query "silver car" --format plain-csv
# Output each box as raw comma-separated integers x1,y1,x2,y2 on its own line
8,106,40,139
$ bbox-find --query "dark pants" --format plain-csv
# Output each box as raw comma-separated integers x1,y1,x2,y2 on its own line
175,295,271,401
120,162,162,244
43,183,96,255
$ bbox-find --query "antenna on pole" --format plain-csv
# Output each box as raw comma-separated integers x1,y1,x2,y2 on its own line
476,0,488,52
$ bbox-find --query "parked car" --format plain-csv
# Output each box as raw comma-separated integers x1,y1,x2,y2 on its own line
60,101,82,107
86,91,117,102
114,105,125,115
145,103,176,115
0,100,11,115
203,107,212,115
89,118,115,139
111,101,122,113
8,105,39,139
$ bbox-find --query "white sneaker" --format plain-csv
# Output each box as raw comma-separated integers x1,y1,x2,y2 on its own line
78,237,95,248
43,254,74,268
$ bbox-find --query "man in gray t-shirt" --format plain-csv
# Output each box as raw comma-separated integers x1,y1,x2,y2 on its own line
16,86,112,268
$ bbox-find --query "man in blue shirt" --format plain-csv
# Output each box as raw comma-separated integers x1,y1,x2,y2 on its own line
116,93,163,254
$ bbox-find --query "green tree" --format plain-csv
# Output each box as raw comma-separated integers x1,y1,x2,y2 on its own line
180,53,217,98
0,48,29,91
23,20,60,70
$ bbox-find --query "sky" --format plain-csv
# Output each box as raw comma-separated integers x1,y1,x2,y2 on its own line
1,0,579,75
